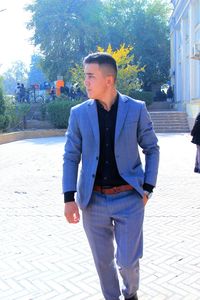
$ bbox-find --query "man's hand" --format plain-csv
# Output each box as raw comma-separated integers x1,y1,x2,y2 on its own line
64,202,80,224
143,194,148,206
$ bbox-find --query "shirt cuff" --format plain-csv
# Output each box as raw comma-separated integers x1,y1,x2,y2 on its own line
64,191,75,203
143,183,154,193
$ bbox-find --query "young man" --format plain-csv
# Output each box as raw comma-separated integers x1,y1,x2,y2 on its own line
63,52,159,300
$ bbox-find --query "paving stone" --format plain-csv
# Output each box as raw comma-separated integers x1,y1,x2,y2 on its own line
0,134,199,299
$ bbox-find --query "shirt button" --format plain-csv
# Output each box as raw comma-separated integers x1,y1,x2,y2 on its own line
106,127,109,131
106,144,109,147
105,161,109,164
104,176,107,180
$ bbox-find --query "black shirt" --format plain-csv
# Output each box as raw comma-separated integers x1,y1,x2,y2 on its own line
64,95,153,203
94,95,127,186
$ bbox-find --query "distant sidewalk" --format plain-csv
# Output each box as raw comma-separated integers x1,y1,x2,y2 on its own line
0,129,66,145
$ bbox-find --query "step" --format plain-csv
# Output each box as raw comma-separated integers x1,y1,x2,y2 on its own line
149,111,190,133
26,120,54,130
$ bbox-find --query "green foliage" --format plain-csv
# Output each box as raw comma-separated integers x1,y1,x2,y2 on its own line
26,0,105,81
47,98,82,128
98,44,144,95
104,0,172,90
11,103,31,129
27,54,47,86
129,90,153,106
70,44,143,96
0,115,10,131
26,0,171,89
70,64,85,92
0,78,9,131
40,103,47,121
3,98,31,131
2,60,28,95
0,85,5,115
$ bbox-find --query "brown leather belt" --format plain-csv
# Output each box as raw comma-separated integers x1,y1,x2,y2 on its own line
93,184,133,195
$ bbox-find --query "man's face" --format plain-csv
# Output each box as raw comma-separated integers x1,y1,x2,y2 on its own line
84,63,110,100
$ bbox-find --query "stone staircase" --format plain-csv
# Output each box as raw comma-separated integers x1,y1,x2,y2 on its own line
149,111,190,133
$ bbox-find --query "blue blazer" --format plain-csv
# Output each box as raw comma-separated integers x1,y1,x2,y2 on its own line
63,93,159,209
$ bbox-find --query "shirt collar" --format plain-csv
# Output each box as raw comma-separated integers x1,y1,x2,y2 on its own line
96,93,119,111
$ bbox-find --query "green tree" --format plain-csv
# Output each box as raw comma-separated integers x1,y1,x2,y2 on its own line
2,60,28,95
26,0,171,90
27,54,47,86
26,0,106,81
103,0,172,90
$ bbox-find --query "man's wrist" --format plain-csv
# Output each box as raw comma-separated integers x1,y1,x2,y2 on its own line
143,183,154,193
64,191,76,203
143,190,153,199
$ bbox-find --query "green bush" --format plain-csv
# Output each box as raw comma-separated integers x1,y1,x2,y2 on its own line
0,114,9,131
0,85,8,131
4,99,31,130
47,98,83,128
40,103,47,121
129,90,153,106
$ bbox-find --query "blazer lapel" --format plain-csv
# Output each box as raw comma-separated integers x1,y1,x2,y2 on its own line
87,99,100,146
115,94,129,143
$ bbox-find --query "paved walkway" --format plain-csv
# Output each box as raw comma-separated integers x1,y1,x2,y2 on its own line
0,134,200,300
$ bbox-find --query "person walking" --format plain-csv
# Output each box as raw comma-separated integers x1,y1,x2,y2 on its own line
191,111,200,173
63,52,160,300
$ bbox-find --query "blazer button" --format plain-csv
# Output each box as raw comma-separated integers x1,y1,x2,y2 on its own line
96,156,99,160
92,174,95,178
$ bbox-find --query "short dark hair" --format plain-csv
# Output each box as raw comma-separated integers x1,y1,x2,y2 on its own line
83,52,117,81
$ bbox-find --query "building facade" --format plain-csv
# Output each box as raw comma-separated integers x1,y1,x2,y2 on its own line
170,0,200,126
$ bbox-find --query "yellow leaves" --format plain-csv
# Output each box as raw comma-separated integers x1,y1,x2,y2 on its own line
97,43,144,94
97,43,134,66
69,43,144,96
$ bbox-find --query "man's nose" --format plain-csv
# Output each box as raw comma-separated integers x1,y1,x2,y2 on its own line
84,79,89,87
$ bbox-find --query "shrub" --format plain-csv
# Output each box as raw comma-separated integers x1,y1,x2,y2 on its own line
0,84,9,131
4,99,31,130
47,98,83,128
129,90,153,106
0,115,9,131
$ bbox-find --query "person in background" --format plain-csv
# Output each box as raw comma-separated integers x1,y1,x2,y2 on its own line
166,86,173,103
15,83,21,102
20,83,26,102
63,52,160,300
50,86,56,100
191,111,200,173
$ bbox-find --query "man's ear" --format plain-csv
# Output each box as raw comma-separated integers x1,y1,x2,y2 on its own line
106,75,115,87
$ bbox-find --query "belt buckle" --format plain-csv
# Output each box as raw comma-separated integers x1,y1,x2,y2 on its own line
113,186,120,193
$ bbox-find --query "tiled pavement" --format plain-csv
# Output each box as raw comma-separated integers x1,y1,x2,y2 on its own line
0,133,200,300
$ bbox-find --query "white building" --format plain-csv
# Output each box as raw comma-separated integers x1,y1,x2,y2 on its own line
170,0,200,126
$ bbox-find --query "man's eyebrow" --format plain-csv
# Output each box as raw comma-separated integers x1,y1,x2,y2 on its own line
84,72,95,75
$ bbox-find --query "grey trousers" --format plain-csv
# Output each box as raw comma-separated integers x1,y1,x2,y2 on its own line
82,189,144,300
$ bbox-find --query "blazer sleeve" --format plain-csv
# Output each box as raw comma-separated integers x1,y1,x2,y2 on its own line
137,102,160,187
62,107,82,193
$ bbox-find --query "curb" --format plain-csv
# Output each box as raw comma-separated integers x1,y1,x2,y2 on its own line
0,129,66,145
